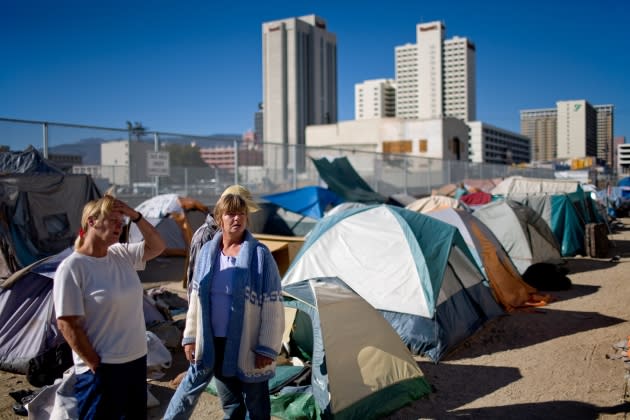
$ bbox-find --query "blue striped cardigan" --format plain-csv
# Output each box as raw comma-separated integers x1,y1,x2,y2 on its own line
183,231,284,382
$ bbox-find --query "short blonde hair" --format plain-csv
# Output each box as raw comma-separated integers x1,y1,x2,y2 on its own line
74,195,116,249
221,184,260,213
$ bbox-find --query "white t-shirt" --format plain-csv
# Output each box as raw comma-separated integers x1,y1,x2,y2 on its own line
53,243,147,373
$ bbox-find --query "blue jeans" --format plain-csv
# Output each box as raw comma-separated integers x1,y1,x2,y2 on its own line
164,338,270,420
74,355,147,420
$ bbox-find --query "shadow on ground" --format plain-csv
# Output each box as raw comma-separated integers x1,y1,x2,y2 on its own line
386,361,630,419
565,257,620,274
388,399,630,420
444,308,625,360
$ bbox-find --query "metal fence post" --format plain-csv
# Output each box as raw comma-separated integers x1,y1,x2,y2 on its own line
153,132,160,196
42,122,49,158
233,138,239,186
404,155,409,195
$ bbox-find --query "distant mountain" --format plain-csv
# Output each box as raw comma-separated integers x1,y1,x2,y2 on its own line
48,134,240,165
49,138,103,165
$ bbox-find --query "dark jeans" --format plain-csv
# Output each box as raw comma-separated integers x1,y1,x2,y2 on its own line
214,338,271,420
74,355,147,420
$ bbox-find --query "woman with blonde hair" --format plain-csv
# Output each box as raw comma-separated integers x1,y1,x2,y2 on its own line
53,194,165,419
165,189,284,420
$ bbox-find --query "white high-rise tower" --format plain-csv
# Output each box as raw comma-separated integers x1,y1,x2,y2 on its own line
355,79,396,119
395,21,476,122
262,15,337,172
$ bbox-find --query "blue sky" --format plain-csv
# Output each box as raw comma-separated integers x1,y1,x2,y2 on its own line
2,0,629,151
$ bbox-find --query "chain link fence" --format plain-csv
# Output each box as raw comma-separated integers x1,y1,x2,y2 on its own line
2,117,561,206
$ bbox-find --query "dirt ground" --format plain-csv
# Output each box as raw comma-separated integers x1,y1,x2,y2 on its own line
2,220,630,419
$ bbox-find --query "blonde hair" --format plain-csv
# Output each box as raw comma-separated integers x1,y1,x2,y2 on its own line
221,184,260,213
214,194,250,231
74,194,116,249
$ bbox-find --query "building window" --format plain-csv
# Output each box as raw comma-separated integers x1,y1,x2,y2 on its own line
419,139,428,152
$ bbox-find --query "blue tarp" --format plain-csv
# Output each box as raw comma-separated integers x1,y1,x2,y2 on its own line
262,186,343,220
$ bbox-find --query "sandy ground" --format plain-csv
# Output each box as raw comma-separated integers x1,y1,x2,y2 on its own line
2,220,630,419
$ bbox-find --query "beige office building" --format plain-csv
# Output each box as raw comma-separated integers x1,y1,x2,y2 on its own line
521,101,612,165
520,108,558,161
595,104,614,164
262,15,337,172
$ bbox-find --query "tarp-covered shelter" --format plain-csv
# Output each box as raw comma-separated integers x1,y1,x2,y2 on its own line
283,205,503,361
310,157,391,204
473,200,562,274
262,186,343,220
426,208,546,311
0,173,101,277
278,277,432,419
0,146,64,175
0,147,101,277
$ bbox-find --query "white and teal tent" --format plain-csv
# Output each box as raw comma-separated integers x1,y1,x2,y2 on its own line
280,277,432,419
473,199,562,274
282,205,503,361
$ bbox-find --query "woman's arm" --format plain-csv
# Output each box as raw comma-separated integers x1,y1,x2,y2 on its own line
57,315,100,372
132,214,166,261
112,198,166,261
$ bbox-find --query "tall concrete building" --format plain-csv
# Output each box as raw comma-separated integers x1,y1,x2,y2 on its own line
557,100,597,160
354,79,396,119
262,15,337,172
520,108,558,161
521,100,612,164
395,21,476,122
595,104,614,164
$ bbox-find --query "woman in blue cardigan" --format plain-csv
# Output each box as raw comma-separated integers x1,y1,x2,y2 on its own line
165,191,284,420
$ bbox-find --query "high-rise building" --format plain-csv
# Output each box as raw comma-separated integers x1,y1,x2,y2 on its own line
262,15,337,172
521,100,612,164
354,79,396,119
395,21,476,122
520,108,558,161
254,102,263,145
595,104,614,164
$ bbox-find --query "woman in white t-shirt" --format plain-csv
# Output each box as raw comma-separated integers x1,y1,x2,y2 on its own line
53,194,165,419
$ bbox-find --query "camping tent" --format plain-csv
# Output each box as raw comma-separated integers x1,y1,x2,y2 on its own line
508,194,587,257
0,173,101,277
0,247,171,377
278,277,432,419
130,194,208,255
0,248,71,374
324,202,368,218
405,195,461,213
491,176,582,196
282,205,503,361
129,194,208,284
426,208,541,311
473,199,562,274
